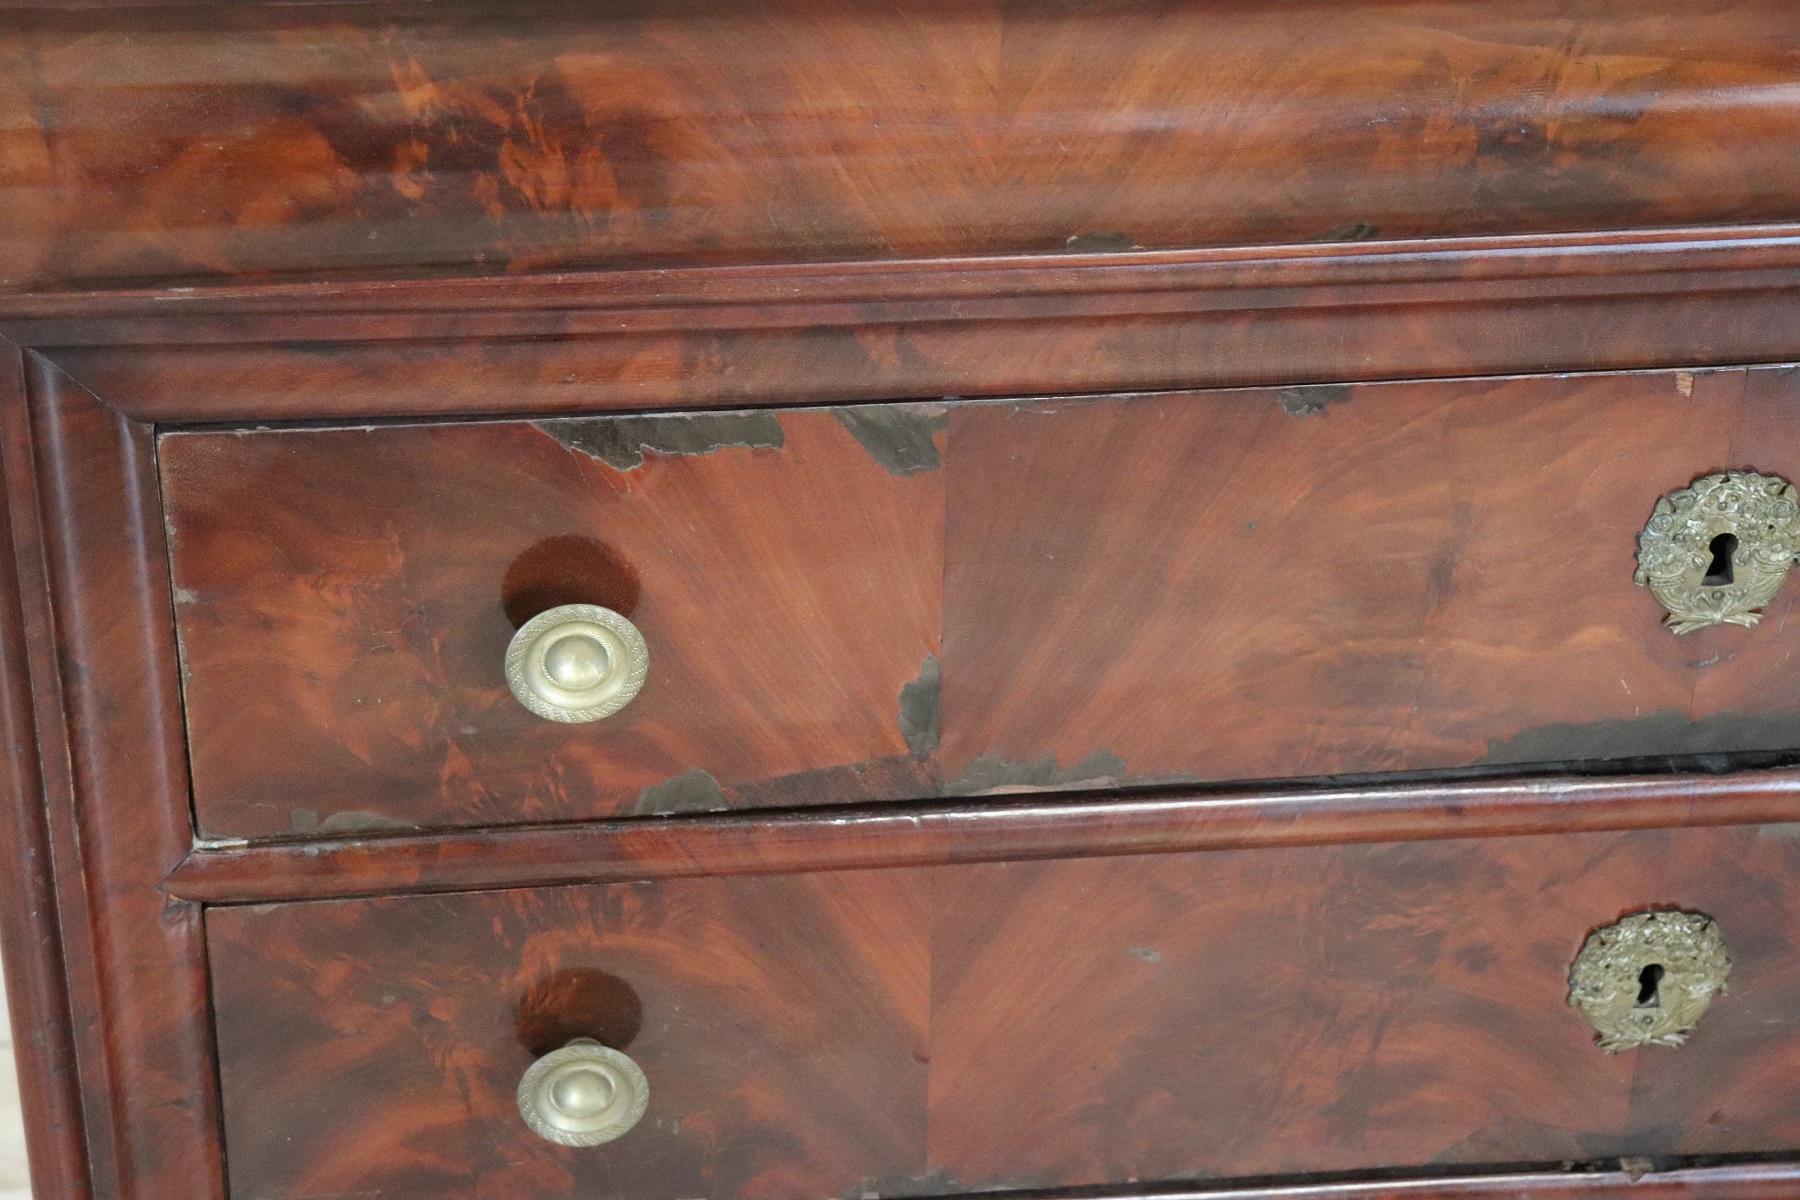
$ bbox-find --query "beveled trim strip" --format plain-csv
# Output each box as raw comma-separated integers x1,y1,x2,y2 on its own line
167,768,1800,905
10,222,1800,325
960,1159,1800,1199
24,222,1800,426
0,341,92,1200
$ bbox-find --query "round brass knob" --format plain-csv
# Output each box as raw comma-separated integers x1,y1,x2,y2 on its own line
517,1038,649,1147
505,604,648,723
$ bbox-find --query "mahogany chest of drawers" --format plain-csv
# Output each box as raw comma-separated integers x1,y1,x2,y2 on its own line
6,4,1800,1199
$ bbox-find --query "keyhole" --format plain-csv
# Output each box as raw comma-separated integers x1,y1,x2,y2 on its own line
1636,963,1665,1008
1702,533,1738,587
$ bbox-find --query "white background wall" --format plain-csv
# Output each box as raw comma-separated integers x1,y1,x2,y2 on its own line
0,969,32,1198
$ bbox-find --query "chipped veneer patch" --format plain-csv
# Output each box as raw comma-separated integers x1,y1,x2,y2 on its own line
632,768,729,817
898,656,941,757
533,411,784,471
831,405,947,477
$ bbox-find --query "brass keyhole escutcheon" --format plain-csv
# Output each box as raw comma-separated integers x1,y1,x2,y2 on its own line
1635,470,1800,634
1568,911,1730,1053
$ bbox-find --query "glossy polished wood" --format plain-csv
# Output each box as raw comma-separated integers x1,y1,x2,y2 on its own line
161,407,943,838
163,365,1800,838
2,355,224,1200
0,347,89,1200
168,771,1800,906
5,1,1800,291
13,226,1800,423
207,824,1800,1200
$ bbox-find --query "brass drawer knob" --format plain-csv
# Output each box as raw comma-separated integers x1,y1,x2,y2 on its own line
517,1038,650,1147
1636,470,1800,634
1568,910,1731,1053
505,604,648,723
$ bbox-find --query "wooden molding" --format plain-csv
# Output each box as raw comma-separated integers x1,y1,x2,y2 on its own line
169,768,1800,905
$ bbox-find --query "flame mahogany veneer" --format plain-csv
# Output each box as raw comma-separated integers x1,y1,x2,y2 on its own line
6,4,1800,1200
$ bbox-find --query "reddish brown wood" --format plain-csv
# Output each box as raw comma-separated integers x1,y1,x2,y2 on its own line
167,771,1800,906
988,1164,1800,1200
0,343,89,1200
161,407,944,838
14,227,1800,422
942,367,1800,788
5,2,1800,291
162,365,1800,838
205,824,1800,1200
15,358,224,1200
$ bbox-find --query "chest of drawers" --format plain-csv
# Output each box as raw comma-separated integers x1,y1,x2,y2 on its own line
6,4,1800,1200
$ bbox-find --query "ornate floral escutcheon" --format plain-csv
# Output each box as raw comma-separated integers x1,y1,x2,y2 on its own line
1568,910,1731,1053
1635,470,1800,634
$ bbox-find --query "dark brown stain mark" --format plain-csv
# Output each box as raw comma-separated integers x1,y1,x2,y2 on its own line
944,749,1127,796
1062,230,1140,253
898,655,940,756
727,756,937,810
501,534,641,626
831,406,947,477
534,411,784,471
1480,709,1799,767
632,768,728,816
1278,383,1353,418
289,808,417,836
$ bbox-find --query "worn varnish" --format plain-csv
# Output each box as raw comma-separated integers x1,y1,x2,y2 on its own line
6,1,1800,290
206,824,1800,1200
160,408,943,838
164,365,1800,837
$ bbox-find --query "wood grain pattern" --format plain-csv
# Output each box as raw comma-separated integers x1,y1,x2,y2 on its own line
165,365,1800,838
6,1,1800,291
161,407,943,838
940,367,1800,788
206,824,1800,1200
16,225,1800,426
11,357,223,1200
167,770,1800,906
0,343,89,1200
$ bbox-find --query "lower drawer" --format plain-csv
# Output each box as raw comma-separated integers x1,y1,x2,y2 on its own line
206,823,1800,1199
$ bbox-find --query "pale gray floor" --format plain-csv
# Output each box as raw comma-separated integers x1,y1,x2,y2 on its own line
0,965,30,1197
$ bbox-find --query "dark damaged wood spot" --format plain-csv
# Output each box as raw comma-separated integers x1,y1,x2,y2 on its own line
534,411,784,471
1480,709,1800,767
1313,220,1381,242
289,809,418,836
831,406,946,477
631,769,728,816
945,749,1127,796
898,656,940,756
1277,383,1353,418
1062,231,1141,253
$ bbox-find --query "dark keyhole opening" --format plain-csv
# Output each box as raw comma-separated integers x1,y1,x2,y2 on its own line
1703,533,1738,587
1636,963,1665,1008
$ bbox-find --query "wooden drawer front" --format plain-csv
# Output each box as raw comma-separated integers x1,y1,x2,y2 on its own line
160,408,944,837
164,367,1800,838
206,825,1800,1199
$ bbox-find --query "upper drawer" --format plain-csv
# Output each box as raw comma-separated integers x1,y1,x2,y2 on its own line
162,366,1800,838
